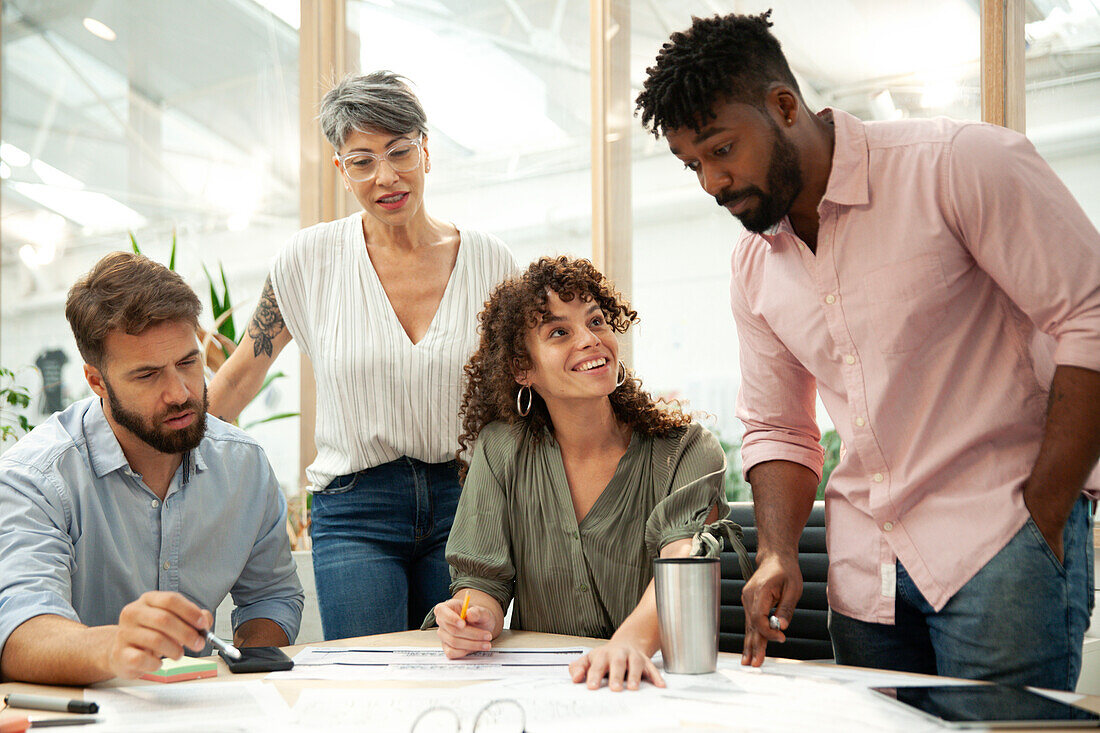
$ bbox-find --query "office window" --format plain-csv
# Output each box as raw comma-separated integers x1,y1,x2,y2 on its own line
0,1,301,486
344,0,592,265
1025,2,1100,227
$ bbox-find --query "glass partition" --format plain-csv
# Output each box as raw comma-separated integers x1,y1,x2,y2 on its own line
344,0,592,266
0,1,301,487
1025,1,1100,227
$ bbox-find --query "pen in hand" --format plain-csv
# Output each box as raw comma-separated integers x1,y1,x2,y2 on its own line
201,628,241,660
459,590,471,622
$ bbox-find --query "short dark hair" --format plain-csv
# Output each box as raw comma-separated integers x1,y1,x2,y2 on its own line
65,251,202,368
635,10,802,138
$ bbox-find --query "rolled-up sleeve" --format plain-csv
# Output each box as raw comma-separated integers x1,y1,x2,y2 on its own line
0,461,81,659
946,124,1100,372
228,459,304,644
444,433,515,615
644,424,729,556
731,244,824,479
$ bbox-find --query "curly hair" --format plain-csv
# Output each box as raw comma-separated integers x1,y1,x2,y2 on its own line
635,11,802,138
456,256,691,480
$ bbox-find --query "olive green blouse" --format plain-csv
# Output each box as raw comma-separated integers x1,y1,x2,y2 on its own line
423,420,727,639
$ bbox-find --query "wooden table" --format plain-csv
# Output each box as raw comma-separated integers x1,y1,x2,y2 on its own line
3,629,1099,730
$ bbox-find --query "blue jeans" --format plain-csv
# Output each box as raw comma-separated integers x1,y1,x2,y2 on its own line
830,497,1094,691
310,457,460,640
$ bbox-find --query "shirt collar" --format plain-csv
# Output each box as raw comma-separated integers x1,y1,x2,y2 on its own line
84,397,131,479
819,107,870,207
754,217,795,249
83,396,209,480
191,439,208,474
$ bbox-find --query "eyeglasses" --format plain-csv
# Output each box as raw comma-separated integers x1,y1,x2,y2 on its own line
410,699,526,733
338,136,423,182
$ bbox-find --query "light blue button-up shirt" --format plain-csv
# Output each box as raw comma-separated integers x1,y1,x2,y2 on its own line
0,397,303,658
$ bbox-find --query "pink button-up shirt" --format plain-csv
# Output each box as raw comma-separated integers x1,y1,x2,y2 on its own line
733,108,1100,624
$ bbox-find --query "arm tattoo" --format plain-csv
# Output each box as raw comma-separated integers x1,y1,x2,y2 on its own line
248,276,286,358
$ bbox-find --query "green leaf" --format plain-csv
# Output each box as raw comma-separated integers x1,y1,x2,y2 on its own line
201,264,223,313
168,231,177,271
242,412,300,430
218,263,236,342
129,231,141,254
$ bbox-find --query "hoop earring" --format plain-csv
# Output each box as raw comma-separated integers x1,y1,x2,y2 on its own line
615,359,627,388
516,384,533,417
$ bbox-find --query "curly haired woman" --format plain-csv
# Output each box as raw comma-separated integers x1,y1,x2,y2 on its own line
424,256,732,691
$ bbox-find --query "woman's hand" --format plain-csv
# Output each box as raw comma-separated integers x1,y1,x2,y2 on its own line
433,595,496,659
569,637,665,691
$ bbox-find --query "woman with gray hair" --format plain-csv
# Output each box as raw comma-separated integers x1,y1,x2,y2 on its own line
209,71,517,639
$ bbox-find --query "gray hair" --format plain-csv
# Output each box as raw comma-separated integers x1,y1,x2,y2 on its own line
319,71,428,151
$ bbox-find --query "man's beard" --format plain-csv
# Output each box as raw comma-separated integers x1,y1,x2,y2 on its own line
104,380,208,454
716,118,803,234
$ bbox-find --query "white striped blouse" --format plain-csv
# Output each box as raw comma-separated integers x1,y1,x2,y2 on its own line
269,213,518,491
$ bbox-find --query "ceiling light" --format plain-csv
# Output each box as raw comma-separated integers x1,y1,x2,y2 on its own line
20,243,56,268
0,142,31,167
11,182,146,233
0,161,10,179
83,17,117,41
12,212,65,269
32,159,85,189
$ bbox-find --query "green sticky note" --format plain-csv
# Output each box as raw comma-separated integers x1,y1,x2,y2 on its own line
139,657,218,682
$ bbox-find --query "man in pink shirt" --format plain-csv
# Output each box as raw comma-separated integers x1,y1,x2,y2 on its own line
636,12,1100,690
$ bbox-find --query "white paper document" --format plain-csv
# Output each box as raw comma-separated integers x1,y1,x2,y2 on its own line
285,668,951,733
268,645,588,681
84,680,290,732
289,682,743,733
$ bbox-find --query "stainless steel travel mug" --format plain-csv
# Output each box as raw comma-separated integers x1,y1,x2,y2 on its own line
653,556,720,674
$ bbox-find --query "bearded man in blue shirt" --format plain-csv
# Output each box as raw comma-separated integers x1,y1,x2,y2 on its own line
0,252,303,684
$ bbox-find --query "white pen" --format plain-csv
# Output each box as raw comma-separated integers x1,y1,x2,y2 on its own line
202,628,242,660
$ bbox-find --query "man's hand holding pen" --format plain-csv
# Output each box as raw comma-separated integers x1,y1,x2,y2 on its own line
104,591,212,679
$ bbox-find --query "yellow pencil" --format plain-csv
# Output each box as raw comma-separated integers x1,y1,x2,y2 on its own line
459,590,471,621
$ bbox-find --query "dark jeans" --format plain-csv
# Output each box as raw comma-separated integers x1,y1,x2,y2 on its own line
310,457,461,640
830,497,1094,691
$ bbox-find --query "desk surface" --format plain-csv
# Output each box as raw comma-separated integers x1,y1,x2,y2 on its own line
3,629,1100,731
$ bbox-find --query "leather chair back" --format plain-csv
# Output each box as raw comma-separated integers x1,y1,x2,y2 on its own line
719,501,832,660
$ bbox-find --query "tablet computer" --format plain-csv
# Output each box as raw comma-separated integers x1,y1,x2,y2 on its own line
871,685,1100,728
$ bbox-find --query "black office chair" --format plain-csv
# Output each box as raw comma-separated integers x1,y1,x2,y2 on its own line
719,500,833,660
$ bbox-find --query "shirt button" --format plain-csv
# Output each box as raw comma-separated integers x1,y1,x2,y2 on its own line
873,473,884,483
855,417,866,427
883,522,894,532
844,354,856,365
578,585,588,593
162,561,171,570
151,499,160,508
825,294,836,305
